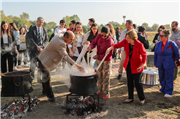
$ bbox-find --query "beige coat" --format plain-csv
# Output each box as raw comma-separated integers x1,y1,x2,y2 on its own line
38,34,75,71
71,31,84,54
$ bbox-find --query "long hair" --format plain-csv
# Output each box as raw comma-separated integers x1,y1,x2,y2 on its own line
88,23,99,42
73,22,83,34
19,27,26,35
1,21,11,38
9,22,19,31
107,23,115,38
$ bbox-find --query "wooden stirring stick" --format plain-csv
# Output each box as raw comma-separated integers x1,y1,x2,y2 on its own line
87,51,90,67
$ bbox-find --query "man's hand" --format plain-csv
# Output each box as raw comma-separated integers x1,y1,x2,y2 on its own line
145,33,148,39
22,40,25,43
75,64,85,72
69,51,73,57
15,49,18,54
93,55,99,59
37,46,43,51
154,65,157,68
87,47,92,52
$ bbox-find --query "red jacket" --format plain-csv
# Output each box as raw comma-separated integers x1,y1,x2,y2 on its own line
114,39,147,74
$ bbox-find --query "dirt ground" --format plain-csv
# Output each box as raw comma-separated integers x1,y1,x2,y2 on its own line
1,69,180,119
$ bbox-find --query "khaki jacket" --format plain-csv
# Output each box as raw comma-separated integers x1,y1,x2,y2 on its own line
71,31,84,54
38,35,75,71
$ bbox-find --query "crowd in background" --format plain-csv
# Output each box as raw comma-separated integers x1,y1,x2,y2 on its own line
1,17,180,103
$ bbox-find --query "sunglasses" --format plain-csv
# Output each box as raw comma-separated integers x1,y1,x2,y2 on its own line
101,34,108,38
159,35,165,37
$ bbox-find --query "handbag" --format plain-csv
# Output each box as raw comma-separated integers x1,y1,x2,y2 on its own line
170,41,180,66
19,43,27,50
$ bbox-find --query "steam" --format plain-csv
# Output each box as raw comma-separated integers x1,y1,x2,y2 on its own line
52,45,97,88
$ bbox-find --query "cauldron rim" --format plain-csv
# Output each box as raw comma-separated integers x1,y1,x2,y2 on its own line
70,73,97,78
2,71,31,78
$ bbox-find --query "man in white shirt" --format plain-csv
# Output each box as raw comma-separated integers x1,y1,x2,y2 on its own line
54,20,67,36
118,20,135,80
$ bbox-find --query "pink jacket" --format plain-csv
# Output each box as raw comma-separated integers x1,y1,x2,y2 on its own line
90,33,114,61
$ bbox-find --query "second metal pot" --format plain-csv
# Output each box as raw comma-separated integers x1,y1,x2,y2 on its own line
141,69,159,85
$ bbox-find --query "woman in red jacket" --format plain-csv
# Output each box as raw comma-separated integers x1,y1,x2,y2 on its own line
106,30,147,105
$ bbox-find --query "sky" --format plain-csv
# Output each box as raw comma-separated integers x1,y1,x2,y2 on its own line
0,0,179,27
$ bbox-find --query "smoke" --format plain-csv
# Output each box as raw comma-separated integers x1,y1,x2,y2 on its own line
53,58,96,88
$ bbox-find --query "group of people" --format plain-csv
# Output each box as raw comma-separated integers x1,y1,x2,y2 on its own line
1,21,28,73
1,17,179,105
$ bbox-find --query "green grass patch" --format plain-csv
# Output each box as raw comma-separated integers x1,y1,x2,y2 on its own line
160,109,178,115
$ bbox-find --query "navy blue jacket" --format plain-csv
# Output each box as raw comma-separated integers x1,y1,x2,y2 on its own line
154,40,179,69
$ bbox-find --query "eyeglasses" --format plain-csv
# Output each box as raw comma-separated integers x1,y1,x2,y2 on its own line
101,34,108,38
159,35,165,37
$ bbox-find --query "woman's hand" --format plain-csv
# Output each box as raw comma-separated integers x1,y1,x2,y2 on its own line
155,40,158,43
87,47,92,52
69,51,73,57
106,46,114,55
93,55,99,59
137,63,144,72
22,40,25,43
83,41,90,45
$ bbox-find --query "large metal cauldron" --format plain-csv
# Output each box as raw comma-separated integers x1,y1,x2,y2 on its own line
69,74,98,95
141,69,159,85
1,71,33,96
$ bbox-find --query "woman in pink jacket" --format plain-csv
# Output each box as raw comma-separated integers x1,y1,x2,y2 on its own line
87,26,114,99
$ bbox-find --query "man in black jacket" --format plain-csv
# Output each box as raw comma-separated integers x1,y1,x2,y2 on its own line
137,26,149,49
29,17,48,79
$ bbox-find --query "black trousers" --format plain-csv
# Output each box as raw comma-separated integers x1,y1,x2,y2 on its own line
126,62,145,101
38,59,54,98
13,54,17,66
1,53,13,73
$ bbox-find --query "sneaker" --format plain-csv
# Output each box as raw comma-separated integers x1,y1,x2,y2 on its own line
164,94,171,97
97,91,104,95
102,94,110,99
14,67,18,71
117,75,122,80
17,65,21,68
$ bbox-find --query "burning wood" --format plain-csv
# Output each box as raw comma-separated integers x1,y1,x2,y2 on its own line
1,96,40,118
62,96,100,117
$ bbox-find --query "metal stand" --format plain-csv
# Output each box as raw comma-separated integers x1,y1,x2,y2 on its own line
66,93,100,112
